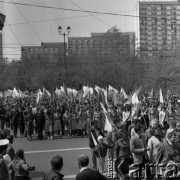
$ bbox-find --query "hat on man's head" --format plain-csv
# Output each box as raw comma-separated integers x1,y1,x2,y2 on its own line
98,135,103,142
0,139,9,146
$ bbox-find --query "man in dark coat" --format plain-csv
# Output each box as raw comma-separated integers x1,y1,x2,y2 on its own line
43,155,64,180
75,154,107,180
0,104,5,130
88,121,104,170
35,107,45,140
10,106,20,138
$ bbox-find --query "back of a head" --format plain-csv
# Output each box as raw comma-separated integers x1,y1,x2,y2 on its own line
7,135,14,144
0,130,7,140
77,154,89,168
51,155,63,171
15,149,24,160
134,124,143,134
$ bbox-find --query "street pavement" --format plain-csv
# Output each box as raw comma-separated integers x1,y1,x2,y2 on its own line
13,135,93,180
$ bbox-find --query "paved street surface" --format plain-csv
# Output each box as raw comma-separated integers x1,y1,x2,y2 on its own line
13,136,93,180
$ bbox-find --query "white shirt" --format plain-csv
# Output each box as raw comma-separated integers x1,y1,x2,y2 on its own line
80,167,88,172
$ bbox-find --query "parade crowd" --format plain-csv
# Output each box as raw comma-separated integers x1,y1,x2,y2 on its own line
0,87,180,180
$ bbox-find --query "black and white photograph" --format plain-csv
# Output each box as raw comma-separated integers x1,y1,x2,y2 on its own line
1,0,180,180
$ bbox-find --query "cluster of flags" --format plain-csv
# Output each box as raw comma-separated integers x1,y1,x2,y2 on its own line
1,85,174,132
3,87,26,98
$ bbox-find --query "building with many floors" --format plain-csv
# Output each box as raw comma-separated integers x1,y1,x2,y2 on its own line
139,0,180,59
21,42,66,63
0,13,6,61
68,32,135,58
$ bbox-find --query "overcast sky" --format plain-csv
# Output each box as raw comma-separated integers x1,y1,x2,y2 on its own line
0,0,177,60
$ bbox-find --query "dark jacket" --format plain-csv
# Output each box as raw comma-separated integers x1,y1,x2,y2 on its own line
88,128,103,149
114,138,131,159
43,169,64,180
7,144,15,160
36,111,45,127
161,140,180,166
75,168,107,180
11,109,20,124
95,143,113,158
0,155,9,180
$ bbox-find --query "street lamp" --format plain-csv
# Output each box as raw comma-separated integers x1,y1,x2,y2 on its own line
58,26,71,80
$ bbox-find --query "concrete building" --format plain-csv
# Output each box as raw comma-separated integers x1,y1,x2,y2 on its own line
68,32,135,58
21,42,66,63
0,13,6,61
68,37,92,57
139,0,180,59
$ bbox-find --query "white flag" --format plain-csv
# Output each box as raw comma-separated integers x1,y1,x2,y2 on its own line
159,89,164,104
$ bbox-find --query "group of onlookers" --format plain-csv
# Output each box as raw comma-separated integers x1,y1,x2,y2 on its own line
0,129,35,180
0,129,108,180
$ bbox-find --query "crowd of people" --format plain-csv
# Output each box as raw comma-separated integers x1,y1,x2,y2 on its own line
0,90,180,179
0,129,107,180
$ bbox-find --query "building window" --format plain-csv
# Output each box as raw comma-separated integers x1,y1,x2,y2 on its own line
161,5,166,10
152,25,157,30
171,24,175,30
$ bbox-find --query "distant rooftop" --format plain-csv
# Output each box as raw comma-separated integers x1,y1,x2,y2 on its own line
41,42,65,47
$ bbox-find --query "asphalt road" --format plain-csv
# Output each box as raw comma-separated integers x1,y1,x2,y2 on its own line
13,136,93,180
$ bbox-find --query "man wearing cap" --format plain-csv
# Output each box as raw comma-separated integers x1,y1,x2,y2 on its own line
88,121,103,170
0,139,10,180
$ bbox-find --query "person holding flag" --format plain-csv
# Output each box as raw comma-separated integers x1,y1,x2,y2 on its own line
95,135,114,174
88,120,104,171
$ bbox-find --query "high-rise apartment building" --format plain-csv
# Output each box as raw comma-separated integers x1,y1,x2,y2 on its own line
139,0,180,59
68,32,135,58
68,37,92,57
0,13,6,61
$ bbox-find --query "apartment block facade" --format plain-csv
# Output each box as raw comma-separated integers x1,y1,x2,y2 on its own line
139,0,180,59
68,32,135,58
21,42,66,63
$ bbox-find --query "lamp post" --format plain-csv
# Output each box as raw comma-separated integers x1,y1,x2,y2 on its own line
58,26,71,81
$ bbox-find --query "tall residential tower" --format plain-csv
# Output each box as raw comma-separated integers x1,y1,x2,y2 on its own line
139,0,180,59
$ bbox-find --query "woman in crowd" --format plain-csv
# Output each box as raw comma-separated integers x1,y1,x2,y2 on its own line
122,105,132,131
70,108,78,137
24,108,34,141
77,106,86,136
62,109,70,138
53,108,62,138
44,109,53,140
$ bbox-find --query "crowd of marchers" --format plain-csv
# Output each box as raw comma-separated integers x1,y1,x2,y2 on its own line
1,90,180,179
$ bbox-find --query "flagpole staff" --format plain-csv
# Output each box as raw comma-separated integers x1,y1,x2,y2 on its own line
58,26,71,82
